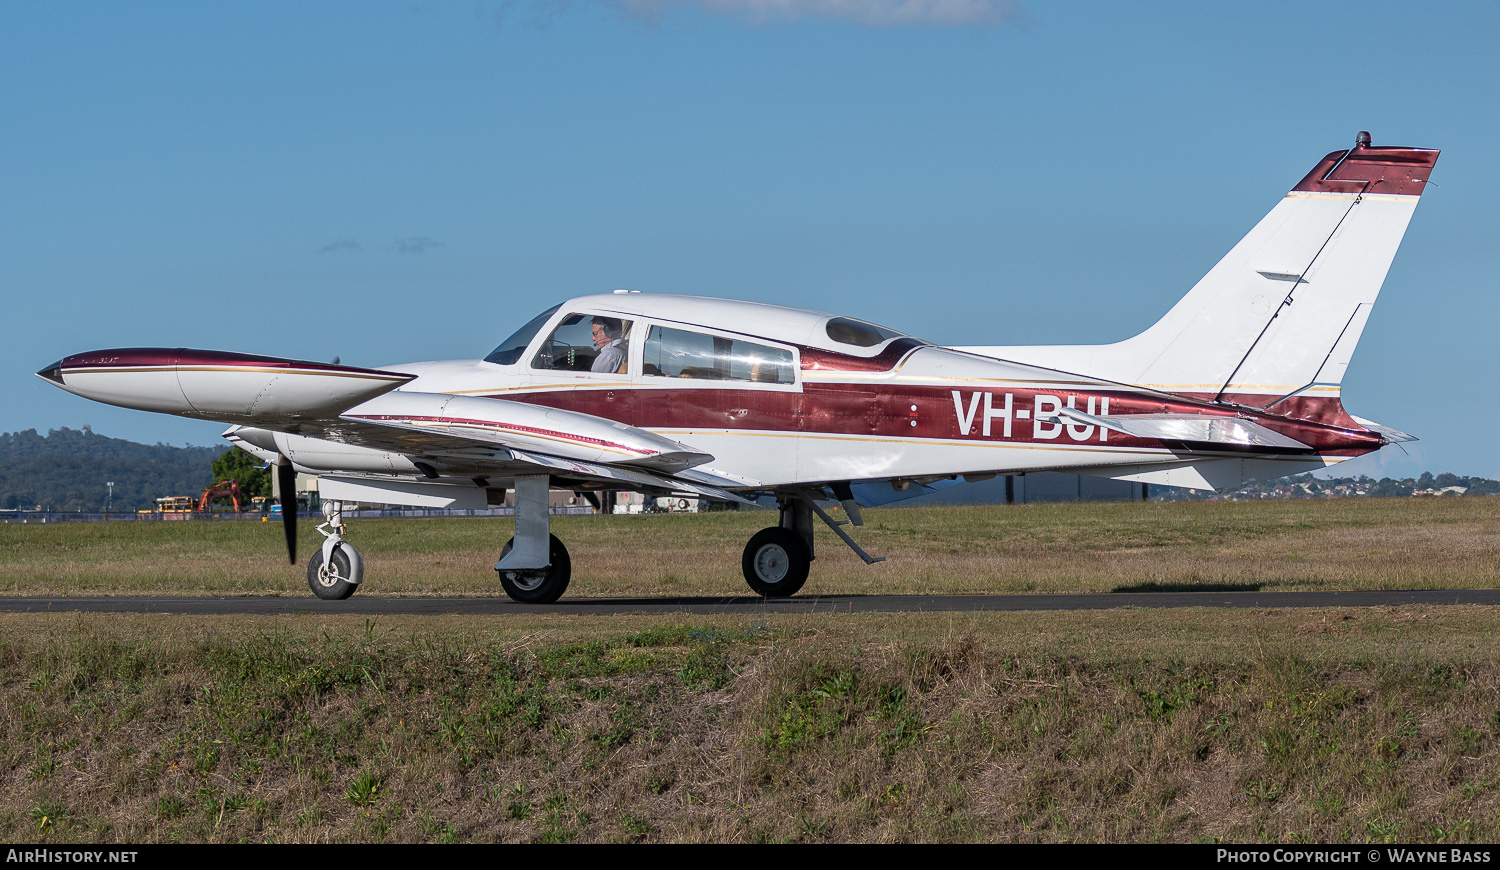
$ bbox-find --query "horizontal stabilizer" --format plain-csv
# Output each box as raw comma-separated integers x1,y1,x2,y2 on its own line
1049,407,1310,450
1350,415,1418,444
1078,457,1334,492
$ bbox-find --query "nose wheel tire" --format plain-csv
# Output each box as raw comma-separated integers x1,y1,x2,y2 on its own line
497,534,572,604
742,527,810,597
307,544,362,600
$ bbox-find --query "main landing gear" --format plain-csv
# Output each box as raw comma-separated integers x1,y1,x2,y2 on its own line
743,526,811,597
741,491,884,598
498,533,571,603
307,500,364,600
299,479,877,604
494,473,571,604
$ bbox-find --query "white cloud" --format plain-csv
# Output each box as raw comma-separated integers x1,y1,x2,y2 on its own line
391,237,446,254
318,239,363,255
623,0,1027,28
482,0,1027,29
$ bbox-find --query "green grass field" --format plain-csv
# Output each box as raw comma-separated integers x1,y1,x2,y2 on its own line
3,497,1498,597
3,497,1500,843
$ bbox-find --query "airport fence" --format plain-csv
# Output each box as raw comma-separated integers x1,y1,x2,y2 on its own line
0,506,596,524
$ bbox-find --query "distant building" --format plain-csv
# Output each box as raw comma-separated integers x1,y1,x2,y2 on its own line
887,473,1149,507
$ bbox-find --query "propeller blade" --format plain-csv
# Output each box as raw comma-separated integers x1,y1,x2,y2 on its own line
278,461,297,564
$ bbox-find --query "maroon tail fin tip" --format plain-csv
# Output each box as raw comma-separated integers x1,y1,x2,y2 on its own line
1293,133,1439,196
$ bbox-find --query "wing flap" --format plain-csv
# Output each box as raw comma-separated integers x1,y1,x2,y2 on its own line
507,449,755,505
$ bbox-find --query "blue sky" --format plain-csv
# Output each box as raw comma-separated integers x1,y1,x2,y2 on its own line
3,1,1495,479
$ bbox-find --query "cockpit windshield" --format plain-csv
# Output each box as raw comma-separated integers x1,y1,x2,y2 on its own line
484,305,561,365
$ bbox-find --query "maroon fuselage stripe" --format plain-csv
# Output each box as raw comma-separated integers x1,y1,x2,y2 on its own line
502,385,1382,453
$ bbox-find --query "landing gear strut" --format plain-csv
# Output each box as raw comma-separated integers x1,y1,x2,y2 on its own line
741,491,884,598
495,473,571,603
308,500,363,600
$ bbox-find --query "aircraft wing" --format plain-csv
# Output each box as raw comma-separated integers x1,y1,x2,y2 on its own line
334,391,717,474
230,389,757,503
40,348,720,473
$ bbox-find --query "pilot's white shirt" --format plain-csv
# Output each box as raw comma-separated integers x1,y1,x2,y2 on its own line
591,339,627,373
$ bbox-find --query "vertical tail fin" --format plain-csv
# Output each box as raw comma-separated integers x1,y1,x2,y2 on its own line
960,134,1439,424
1207,136,1439,413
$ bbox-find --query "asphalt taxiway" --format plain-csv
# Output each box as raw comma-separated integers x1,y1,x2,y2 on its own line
2,589,1497,616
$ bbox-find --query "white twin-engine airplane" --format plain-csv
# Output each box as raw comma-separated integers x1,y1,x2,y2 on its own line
38,134,1438,604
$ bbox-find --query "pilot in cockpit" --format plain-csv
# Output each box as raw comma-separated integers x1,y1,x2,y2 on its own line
590,317,627,374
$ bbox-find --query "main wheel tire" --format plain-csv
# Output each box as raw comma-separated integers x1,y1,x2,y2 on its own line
307,544,361,600
742,527,810,597
497,534,571,603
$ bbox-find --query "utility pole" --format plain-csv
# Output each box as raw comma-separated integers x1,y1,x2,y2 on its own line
106,481,113,519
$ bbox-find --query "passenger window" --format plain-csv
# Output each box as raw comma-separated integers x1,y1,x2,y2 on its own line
642,326,794,384
531,313,633,374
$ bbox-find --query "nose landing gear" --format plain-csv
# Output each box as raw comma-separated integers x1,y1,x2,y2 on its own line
307,500,363,600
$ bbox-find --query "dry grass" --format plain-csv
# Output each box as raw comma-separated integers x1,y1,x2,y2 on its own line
3,607,1500,843
5,498,1500,842
2,497,1498,597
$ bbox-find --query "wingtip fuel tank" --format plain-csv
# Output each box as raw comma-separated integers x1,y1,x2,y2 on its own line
38,348,415,422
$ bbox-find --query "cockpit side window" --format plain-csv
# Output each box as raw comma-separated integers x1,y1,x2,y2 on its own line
531,313,634,374
485,305,561,366
642,325,794,384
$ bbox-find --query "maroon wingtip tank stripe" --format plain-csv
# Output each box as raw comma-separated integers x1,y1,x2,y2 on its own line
59,348,179,369
1292,143,1440,196
57,347,413,379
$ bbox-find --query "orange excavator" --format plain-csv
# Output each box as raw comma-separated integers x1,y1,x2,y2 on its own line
198,480,245,513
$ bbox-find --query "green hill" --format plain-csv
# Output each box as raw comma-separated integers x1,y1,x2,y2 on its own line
0,427,225,512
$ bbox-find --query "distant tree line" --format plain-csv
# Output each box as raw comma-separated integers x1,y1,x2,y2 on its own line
1155,472,1500,502
0,427,227,512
